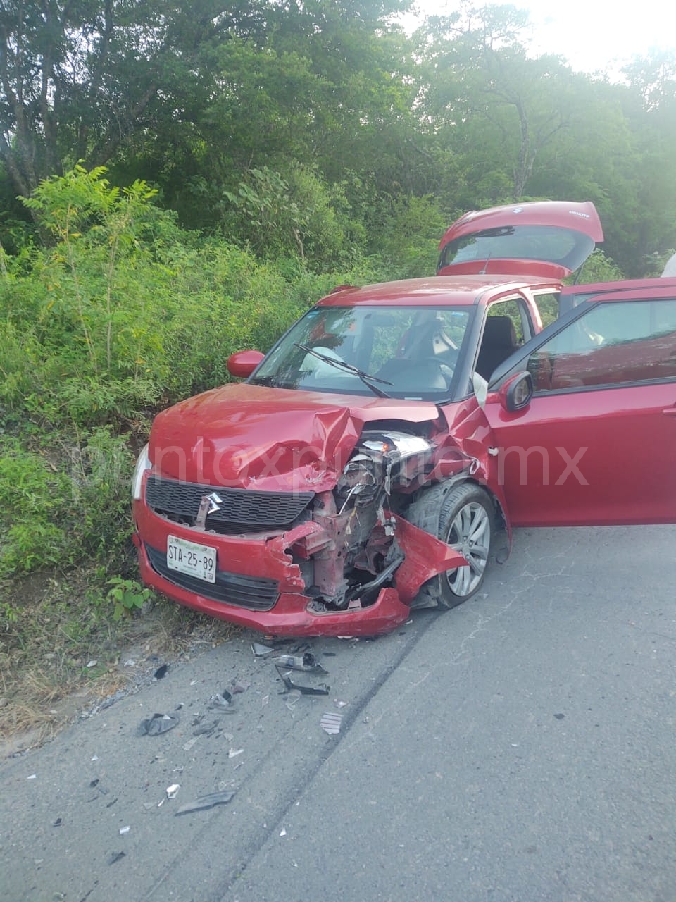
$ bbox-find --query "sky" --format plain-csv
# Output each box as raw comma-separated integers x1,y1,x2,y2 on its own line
408,0,676,76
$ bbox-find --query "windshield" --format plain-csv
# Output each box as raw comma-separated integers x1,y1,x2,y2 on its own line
438,225,595,272
251,305,472,401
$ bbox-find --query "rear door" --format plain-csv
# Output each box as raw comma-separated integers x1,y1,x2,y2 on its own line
482,288,676,526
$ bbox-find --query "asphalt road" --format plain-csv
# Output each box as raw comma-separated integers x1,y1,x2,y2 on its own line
2,524,675,902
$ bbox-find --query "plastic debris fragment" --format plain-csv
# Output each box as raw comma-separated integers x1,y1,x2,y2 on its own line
208,690,236,713
333,699,348,708
320,712,343,735
252,642,274,656
86,660,97,668
138,713,179,736
228,748,244,759
276,665,329,696
193,719,219,737
175,790,235,815
280,828,287,837
26,774,37,780
166,784,180,799
119,825,131,835
273,653,328,674
108,852,125,865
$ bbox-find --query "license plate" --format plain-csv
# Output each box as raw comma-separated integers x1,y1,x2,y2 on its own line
167,536,217,583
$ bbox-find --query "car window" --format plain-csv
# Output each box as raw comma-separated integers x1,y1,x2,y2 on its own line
531,291,560,327
527,299,676,392
251,305,472,401
475,296,532,381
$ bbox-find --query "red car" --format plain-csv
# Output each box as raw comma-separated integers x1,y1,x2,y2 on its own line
132,201,676,636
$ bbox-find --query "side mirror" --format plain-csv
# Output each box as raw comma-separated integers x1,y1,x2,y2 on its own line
499,371,533,412
227,350,264,378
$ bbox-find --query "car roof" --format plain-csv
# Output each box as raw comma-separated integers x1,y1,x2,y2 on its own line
317,275,561,308
564,276,676,300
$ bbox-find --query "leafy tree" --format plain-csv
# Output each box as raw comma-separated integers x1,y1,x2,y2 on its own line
0,0,269,200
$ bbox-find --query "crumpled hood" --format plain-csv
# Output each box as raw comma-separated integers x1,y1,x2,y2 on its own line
149,384,440,492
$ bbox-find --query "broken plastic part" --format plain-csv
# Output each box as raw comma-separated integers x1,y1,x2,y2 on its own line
119,825,130,835
252,642,274,656
166,784,180,799
275,665,330,696
208,691,236,713
320,712,343,734
228,748,244,759
175,790,235,815
193,719,219,736
273,653,328,675
138,713,179,736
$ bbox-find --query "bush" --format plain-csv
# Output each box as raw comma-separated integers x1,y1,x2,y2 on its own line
0,166,406,583
0,429,134,580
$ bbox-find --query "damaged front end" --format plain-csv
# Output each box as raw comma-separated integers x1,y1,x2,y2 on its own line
300,431,448,610
134,422,469,637
262,428,468,632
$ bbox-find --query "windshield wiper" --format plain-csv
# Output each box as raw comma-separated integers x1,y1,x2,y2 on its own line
294,343,393,398
249,374,279,388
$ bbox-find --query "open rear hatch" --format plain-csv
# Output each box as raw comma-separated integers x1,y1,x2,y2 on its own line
437,201,603,280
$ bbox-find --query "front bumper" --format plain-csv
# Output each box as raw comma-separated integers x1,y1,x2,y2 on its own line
133,501,411,637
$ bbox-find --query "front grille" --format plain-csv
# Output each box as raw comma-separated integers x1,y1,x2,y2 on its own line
145,544,279,611
145,475,314,534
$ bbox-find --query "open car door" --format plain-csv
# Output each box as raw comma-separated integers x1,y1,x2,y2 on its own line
479,287,676,527
438,201,603,281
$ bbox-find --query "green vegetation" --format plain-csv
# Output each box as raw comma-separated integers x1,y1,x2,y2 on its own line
0,0,675,735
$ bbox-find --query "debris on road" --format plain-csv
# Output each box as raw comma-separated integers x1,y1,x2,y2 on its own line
276,665,330,696
252,642,274,657
228,748,243,759
166,784,180,799
208,690,236,713
175,790,235,815
273,653,328,674
192,719,219,737
108,852,125,865
320,712,343,735
119,825,131,835
138,713,179,736
154,664,169,680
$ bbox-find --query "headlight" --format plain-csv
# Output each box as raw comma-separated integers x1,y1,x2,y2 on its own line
132,444,151,501
361,431,432,459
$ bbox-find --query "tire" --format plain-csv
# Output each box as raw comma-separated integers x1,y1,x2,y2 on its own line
404,481,494,609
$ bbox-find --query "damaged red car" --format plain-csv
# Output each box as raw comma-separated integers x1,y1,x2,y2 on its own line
132,201,676,636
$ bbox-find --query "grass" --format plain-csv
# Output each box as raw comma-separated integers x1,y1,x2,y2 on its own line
0,565,237,753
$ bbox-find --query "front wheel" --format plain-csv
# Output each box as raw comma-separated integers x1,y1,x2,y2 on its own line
404,482,494,609
438,483,493,606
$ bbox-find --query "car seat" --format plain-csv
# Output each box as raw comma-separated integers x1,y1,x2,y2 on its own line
475,315,519,381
